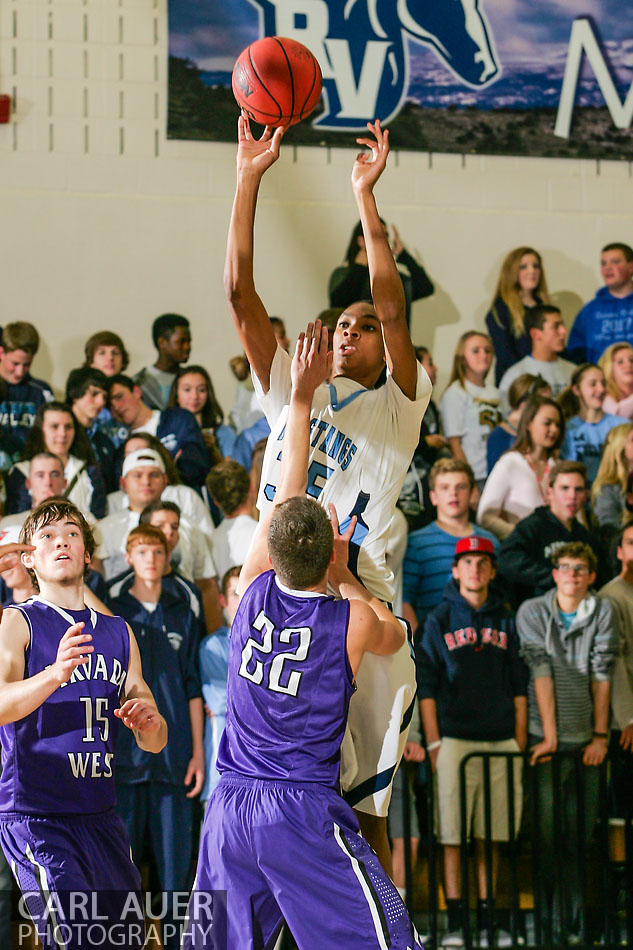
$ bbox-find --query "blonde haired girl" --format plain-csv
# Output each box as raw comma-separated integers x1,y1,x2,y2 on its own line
486,247,550,385
591,423,633,529
599,342,633,418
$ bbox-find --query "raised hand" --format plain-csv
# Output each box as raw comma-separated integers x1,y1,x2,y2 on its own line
237,113,284,179
327,503,357,580
290,319,331,400
351,120,390,197
115,698,162,735
52,623,93,685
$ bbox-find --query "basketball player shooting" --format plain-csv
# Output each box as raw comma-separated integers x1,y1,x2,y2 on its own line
0,500,167,949
184,321,425,950
224,114,432,868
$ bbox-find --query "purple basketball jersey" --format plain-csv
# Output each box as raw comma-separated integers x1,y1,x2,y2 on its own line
217,570,354,786
0,598,129,815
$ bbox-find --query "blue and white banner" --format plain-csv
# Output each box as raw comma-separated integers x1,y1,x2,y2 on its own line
168,1,633,158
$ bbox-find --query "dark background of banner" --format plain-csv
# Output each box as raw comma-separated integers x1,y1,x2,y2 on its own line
167,1,633,159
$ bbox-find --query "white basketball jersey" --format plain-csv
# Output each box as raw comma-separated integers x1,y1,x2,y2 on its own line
254,348,431,602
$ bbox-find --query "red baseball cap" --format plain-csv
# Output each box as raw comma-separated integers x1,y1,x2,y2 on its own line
454,536,496,560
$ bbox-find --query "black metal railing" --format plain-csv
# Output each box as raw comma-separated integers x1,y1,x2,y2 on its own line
398,749,633,949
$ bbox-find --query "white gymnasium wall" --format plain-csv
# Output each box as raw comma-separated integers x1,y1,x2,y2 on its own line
1,0,632,408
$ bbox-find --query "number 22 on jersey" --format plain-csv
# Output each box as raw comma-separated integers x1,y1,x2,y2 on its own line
238,610,312,698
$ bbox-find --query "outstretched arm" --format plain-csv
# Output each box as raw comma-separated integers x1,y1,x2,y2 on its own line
352,121,417,400
237,321,331,594
224,115,285,392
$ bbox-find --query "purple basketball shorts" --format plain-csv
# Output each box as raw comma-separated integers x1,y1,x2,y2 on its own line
0,808,144,949
182,772,425,950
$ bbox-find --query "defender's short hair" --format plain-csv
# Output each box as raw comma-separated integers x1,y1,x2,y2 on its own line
428,458,476,492
548,460,588,488
1,322,39,356
152,313,189,348
19,500,95,591
267,497,333,589
126,523,168,554
206,460,251,516
551,541,596,574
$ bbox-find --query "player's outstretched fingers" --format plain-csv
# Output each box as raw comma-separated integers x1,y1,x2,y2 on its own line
328,505,356,539
116,699,161,733
115,699,144,729
53,623,93,683
59,628,94,655
238,112,252,140
369,119,388,147
328,504,356,544
308,319,322,357
342,515,357,542
317,323,328,354
269,124,284,155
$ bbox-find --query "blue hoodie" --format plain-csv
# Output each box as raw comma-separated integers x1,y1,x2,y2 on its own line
567,286,633,364
416,579,528,741
156,407,209,491
0,375,53,444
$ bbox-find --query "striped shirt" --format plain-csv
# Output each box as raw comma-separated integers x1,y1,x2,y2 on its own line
402,521,499,620
517,589,618,745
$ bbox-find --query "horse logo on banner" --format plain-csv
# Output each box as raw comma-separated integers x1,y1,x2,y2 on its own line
246,0,501,130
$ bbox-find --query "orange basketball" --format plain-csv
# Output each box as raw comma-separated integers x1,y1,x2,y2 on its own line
232,36,323,128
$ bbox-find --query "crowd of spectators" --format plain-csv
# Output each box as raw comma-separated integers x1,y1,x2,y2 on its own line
0,235,632,947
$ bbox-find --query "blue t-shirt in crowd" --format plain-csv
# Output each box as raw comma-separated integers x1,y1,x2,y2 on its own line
561,413,622,485
403,521,499,621
558,608,578,631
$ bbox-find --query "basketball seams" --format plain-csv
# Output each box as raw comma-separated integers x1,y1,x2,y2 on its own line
273,38,295,125
299,56,318,120
233,37,322,127
247,47,283,125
